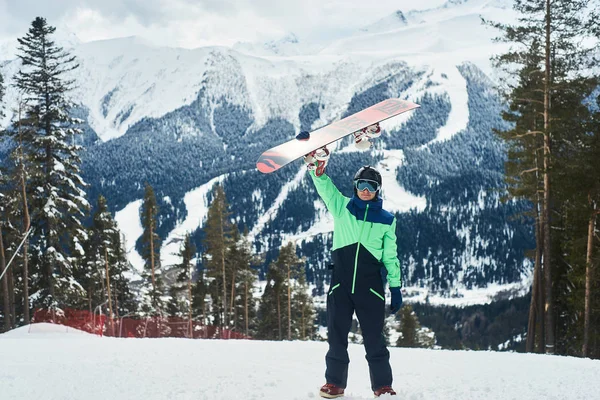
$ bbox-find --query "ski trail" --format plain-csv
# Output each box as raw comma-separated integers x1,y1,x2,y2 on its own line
376,150,427,213
160,173,228,268
421,65,469,148
248,166,307,245
114,199,145,278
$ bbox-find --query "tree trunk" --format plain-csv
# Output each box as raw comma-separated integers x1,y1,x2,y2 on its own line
188,265,193,338
301,299,306,340
229,264,237,316
114,289,119,319
0,224,10,331
46,144,56,301
583,199,597,357
543,0,555,355
288,267,292,341
105,248,114,336
150,225,156,306
244,280,249,336
526,216,542,352
22,240,29,324
537,251,546,353
277,290,281,340
18,99,31,324
88,286,92,314
8,264,15,329
220,218,227,329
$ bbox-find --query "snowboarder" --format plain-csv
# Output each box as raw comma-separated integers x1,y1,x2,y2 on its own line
305,153,403,398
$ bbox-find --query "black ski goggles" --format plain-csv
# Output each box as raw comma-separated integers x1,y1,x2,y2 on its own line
354,179,380,193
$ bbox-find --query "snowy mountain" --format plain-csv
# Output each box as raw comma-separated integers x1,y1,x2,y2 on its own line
0,0,531,306
359,11,409,34
2,324,600,400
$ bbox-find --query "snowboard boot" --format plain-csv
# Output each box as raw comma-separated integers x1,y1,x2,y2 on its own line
319,383,345,398
374,386,396,397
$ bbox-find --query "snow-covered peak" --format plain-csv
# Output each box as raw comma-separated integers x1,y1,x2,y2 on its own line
405,0,513,23
0,0,518,141
51,25,82,52
233,33,323,57
318,0,515,77
359,11,409,35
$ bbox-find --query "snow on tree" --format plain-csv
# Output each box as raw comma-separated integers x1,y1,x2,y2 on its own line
13,17,90,309
138,183,166,316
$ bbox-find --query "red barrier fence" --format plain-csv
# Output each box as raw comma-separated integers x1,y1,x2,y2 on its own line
32,308,250,339
33,308,106,335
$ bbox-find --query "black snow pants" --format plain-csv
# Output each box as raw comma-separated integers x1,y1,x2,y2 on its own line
325,244,392,391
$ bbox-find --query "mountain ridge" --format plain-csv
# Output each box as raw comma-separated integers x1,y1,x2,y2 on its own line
0,1,532,306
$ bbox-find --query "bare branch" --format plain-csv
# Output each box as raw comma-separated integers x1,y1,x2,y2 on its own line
514,131,545,138
520,168,539,176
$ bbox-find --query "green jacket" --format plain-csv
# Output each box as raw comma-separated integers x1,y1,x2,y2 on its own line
309,170,402,290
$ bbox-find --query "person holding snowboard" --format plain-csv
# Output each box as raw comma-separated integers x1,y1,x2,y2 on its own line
304,153,403,398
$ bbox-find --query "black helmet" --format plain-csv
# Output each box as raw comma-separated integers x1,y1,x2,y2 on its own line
353,166,382,197
354,165,382,186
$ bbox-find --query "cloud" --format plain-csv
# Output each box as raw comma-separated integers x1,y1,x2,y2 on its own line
0,0,448,48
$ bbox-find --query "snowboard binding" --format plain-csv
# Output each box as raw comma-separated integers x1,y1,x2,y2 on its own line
304,145,330,176
353,123,381,150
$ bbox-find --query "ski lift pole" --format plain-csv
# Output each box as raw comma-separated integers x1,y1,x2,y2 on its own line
0,227,33,282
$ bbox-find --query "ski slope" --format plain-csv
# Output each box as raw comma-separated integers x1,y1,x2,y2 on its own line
1,323,599,400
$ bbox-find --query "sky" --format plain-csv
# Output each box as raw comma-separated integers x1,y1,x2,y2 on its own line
0,0,449,48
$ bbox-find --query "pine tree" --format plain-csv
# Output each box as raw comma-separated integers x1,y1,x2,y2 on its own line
228,227,259,336
491,41,547,352
202,184,233,329
80,195,135,333
397,305,420,347
551,89,600,357
0,189,21,331
256,265,285,340
109,231,136,317
191,266,208,325
291,262,317,340
166,233,196,337
486,0,599,355
256,242,305,340
579,128,600,357
139,183,165,315
0,96,35,326
13,17,89,309
282,242,303,340
547,59,600,358
395,305,436,348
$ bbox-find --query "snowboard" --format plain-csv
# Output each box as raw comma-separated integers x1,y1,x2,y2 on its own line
256,98,420,174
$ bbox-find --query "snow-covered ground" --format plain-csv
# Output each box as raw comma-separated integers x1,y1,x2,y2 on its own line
1,323,599,400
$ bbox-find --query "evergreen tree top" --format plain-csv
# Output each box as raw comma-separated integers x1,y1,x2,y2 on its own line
485,0,598,80
15,16,79,106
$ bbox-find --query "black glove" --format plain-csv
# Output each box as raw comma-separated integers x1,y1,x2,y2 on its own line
390,287,403,314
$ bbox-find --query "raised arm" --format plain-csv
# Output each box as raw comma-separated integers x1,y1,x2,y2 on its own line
308,170,348,218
